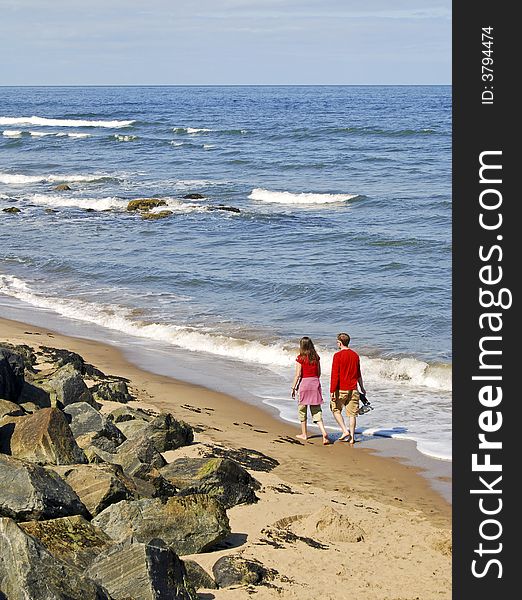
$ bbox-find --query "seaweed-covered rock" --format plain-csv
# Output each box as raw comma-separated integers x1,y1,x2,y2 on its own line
19,515,113,569
90,380,133,404
50,463,138,516
0,455,88,521
9,407,87,465
182,193,205,200
127,198,167,211
87,539,197,600
141,210,173,220
0,347,25,402
161,457,260,509
212,556,274,588
0,517,110,600
2,206,21,213
64,402,126,448
93,495,230,555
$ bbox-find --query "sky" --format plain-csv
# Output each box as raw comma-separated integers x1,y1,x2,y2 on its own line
0,0,451,85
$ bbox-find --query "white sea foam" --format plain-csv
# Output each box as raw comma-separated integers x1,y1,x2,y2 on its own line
114,134,138,141
0,173,116,185
0,116,134,128
173,127,211,134
2,130,22,137
28,194,127,211
0,274,451,392
249,188,359,205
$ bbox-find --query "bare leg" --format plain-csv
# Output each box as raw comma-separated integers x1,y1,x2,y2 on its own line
349,416,357,445
333,411,350,440
316,420,331,445
296,420,308,440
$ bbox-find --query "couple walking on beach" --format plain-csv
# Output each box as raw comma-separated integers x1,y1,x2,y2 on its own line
291,333,366,446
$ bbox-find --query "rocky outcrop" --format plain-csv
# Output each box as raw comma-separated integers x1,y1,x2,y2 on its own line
182,193,205,200
0,455,88,521
0,517,110,600
127,198,167,211
206,204,240,213
93,495,230,555
161,457,260,509
9,407,87,465
90,380,133,404
86,539,197,600
50,463,138,516
0,347,25,401
64,402,126,450
212,555,275,588
19,515,113,569
141,210,173,220
2,206,21,213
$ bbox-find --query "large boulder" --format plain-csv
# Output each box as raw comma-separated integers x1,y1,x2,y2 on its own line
19,515,113,570
0,455,88,521
50,464,138,516
139,413,194,453
64,402,126,450
93,495,230,556
87,539,197,600
90,380,133,404
0,517,110,600
113,434,166,479
161,457,260,509
44,363,95,407
183,560,217,591
0,347,25,402
9,407,87,465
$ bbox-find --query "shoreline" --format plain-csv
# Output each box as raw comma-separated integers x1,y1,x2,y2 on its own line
1,315,451,522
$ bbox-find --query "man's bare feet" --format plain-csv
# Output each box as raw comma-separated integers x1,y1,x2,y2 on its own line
296,433,308,440
339,432,351,442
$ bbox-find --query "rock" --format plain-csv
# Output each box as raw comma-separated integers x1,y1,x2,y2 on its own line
38,346,107,378
0,517,110,600
141,210,173,220
212,556,274,588
0,415,18,453
206,205,240,213
54,183,72,191
19,515,113,569
0,342,37,372
64,402,126,449
183,560,217,590
140,413,194,453
45,363,96,407
114,434,166,478
116,418,150,439
90,380,133,404
161,457,260,509
127,198,167,212
45,208,58,213
93,495,230,555
50,463,138,516
0,347,25,402
87,539,197,600
77,431,122,454
2,206,21,213
17,401,40,413
107,406,154,424
0,454,88,520
0,399,25,419
9,407,88,465
182,193,205,200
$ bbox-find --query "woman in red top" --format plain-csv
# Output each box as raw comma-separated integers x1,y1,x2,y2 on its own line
291,336,331,445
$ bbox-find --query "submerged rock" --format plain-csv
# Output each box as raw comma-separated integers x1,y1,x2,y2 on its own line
54,183,71,191
182,193,205,200
127,198,167,211
141,210,173,220
0,517,110,600
0,454,88,521
87,539,197,600
161,457,260,509
206,204,240,213
93,494,230,555
2,206,21,213
10,407,87,465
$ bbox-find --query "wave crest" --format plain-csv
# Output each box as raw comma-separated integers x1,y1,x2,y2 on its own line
0,116,134,128
249,188,358,205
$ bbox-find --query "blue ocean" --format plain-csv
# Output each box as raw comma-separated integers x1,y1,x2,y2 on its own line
0,86,451,460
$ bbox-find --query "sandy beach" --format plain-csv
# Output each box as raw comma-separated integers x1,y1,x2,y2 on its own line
1,315,451,599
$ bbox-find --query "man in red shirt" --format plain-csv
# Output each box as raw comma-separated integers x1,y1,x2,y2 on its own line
330,332,366,445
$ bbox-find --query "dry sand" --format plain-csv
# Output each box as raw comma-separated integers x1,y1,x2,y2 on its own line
1,316,452,599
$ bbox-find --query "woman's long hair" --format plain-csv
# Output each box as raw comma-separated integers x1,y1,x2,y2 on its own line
299,336,319,364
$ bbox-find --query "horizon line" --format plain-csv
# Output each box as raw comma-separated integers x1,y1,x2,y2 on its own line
0,83,451,88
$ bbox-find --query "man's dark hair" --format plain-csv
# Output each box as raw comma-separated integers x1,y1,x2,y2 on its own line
337,332,350,347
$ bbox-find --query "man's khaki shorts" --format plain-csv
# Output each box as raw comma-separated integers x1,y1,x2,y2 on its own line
330,390,360,417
